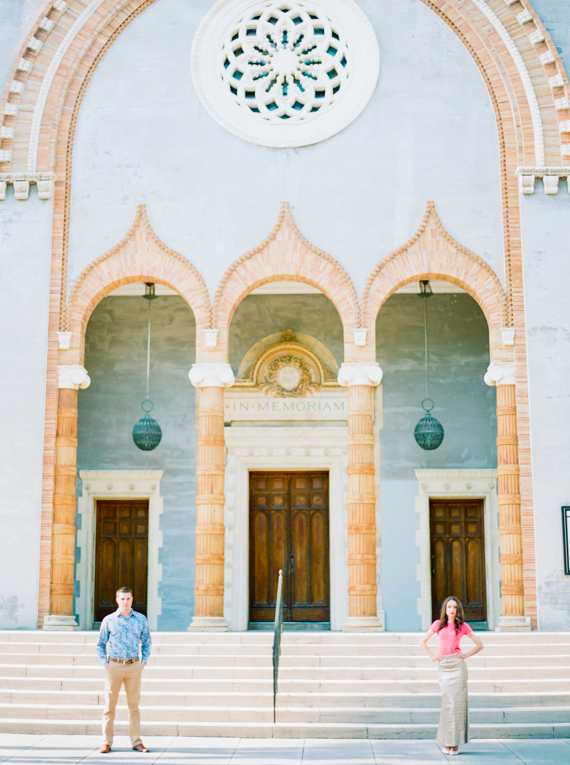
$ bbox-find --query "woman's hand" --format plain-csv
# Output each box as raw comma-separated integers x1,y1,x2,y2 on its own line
432,653,443,662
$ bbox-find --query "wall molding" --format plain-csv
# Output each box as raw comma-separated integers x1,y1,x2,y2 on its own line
414,468,500,632
76,470,163,631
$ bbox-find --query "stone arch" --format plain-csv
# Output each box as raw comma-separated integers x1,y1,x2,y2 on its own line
65,204,211,364
210,203,361,362
361,202,509,363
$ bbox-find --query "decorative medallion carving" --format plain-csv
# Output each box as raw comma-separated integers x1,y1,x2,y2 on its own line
260,353,318,397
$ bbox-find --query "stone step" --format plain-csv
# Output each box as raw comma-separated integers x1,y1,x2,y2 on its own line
1,663,568,682
3,651,570,667
0,689,568,709
1,676,570,694
2,630,570,645
1,688,568,709
0,718,569,739
0,702,569,726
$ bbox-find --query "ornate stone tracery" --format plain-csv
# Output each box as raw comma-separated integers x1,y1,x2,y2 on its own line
220,2,349,124
191,0,379,147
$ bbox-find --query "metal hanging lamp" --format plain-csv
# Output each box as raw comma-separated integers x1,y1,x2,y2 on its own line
414,280,444,451
132,283,162,451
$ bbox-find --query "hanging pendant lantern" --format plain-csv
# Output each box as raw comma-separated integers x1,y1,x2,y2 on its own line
132,283,162,451
414,280,444,451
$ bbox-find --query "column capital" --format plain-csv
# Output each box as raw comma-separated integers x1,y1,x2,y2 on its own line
57,364,90,390
338,362,383,387
189,362,235,388
484,362,516,387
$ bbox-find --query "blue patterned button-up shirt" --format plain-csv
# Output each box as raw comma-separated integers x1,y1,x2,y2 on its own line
96,609,151,666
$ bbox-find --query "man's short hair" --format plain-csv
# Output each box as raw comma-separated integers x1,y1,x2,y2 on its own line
116,586,133,596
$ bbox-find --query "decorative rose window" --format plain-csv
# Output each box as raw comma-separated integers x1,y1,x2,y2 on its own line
192,0,379,148
220,4,349,124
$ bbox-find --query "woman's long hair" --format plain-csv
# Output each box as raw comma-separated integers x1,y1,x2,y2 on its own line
438,596,465,634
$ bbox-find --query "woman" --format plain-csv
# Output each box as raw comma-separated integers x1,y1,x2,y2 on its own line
420,596,484,755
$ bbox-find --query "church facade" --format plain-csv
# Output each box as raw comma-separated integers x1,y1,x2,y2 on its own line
1,0,570,634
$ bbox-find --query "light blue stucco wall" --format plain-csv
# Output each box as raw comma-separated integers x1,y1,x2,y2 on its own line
520,188,570,630
377,294,496,631
67,0,503,296
0,194,53,629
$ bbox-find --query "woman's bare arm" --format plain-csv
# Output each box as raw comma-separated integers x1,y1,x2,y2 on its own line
420,629,442,661
459,632,484,660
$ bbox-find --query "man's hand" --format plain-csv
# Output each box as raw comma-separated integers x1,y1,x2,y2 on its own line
141,662,146,669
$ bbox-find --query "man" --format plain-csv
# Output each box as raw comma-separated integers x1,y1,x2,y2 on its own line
96,586,152,754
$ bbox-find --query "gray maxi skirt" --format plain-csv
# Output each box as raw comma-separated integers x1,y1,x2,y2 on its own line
436,654,469,746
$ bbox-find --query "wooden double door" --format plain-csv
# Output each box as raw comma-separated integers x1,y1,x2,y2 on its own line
249,472,330,623
94,500,149,622
430,499,487,623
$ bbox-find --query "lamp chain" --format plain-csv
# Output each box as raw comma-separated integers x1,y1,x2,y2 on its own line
146,297,151,402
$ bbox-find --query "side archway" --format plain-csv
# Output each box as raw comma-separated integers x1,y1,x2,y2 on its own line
361,202,509,363
42,205,210,629
363,203,533,630
211,203,361,362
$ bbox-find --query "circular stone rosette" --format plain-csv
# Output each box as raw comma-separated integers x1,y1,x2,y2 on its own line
191,0,379,148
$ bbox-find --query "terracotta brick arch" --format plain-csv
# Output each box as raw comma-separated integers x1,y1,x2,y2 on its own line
66,204,210,364
210,202,361,362
361,202,509,362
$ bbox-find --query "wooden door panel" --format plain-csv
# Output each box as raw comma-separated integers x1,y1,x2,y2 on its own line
249,472,330,623
430,500,486,623
94,500,148,622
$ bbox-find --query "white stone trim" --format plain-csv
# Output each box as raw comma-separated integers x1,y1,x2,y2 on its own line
58,364,90,390
189,362,235,388
224,427,349,631
484,361,516,387
27,0,107,172
338,362,383,387
414,469,500,631
76,470,164,631
472,1,544,166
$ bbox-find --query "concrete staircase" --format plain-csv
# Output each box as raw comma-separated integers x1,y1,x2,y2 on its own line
0,630,569,738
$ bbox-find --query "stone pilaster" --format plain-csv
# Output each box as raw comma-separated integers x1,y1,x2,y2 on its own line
43,365,90,631
338,362,383,631
188,363,234,631
485,362,531,631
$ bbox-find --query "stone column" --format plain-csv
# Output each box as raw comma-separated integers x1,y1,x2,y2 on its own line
338,362,383,631
485,362,531,631
188,362,235,631
43,365,90,630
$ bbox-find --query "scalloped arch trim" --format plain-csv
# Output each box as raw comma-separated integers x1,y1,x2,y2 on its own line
67,204,211,357
361,201,508,348
211,202,360,356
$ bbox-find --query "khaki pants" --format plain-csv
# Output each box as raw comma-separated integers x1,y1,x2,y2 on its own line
102,661,143,747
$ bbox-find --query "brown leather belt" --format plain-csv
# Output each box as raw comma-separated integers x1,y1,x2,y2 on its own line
109,657,139,664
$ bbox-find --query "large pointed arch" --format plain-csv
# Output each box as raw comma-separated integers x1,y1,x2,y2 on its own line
210,203,360,362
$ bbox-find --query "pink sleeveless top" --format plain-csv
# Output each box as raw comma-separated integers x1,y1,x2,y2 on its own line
430,619,473,655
